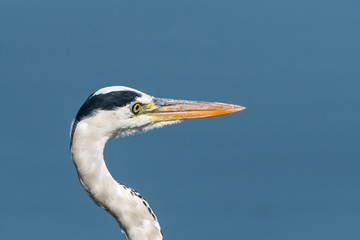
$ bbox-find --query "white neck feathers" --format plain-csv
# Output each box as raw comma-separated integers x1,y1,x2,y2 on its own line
71,120,163,240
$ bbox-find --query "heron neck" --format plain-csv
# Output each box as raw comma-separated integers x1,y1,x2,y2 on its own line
71,123,163,240
70,127,118,210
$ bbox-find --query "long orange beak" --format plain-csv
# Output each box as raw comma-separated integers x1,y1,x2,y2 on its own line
147,98,245,122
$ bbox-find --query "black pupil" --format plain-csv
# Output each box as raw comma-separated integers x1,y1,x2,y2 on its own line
135,104,140,111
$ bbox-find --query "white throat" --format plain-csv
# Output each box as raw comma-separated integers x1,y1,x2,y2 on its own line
71,119,163,240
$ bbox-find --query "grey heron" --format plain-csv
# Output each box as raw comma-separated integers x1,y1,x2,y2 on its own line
70,86,245,240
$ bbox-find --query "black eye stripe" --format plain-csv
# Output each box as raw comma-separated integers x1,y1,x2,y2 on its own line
75,90,141,122
70,90,141,146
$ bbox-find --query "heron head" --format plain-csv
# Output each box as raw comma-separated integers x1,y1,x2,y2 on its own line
70,86,245,143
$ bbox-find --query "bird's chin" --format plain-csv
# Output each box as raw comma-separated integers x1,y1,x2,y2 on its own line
111,120,181,138
142,120,182,133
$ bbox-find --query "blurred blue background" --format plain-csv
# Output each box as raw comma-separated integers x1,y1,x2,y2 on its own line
1,1,359,239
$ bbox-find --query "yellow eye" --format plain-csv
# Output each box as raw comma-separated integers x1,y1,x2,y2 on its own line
132,103,141,114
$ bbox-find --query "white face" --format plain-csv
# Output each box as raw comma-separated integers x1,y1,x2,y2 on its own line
76,87,180,140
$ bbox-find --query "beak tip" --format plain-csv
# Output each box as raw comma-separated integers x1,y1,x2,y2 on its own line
234,105,246,112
